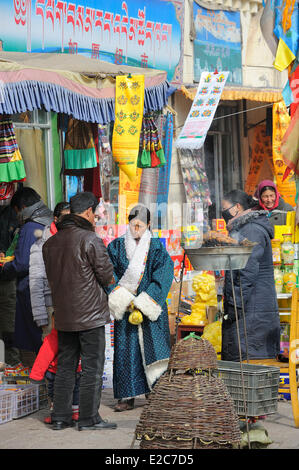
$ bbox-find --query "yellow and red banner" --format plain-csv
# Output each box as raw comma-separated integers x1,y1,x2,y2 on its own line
245,125,273,195
272,101,296,206
112,75,144,181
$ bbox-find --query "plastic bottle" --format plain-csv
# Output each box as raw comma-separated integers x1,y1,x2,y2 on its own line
283,264,296,293
281,234,295,265
271,239,281,265
274,265,283,294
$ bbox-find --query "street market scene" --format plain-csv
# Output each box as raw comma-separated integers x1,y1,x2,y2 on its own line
0,0,299,455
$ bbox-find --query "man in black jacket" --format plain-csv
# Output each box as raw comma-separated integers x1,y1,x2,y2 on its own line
43,192,117,431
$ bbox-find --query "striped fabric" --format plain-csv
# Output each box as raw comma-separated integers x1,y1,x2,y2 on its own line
0,115,19,163
0,114,26,183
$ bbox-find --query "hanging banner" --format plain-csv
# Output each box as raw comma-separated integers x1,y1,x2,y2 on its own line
193,4,242,85
245,125,274,195
272,101,296,206
118,167,142,226
112,75,144,181
0,0,184,84
175,71,229,150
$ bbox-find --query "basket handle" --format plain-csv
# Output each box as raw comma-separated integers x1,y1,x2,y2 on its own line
183,332,202,341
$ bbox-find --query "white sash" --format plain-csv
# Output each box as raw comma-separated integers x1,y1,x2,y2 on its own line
119,228,151,295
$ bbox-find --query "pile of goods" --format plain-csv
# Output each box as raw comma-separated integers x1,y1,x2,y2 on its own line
202,231,253,247
134,334,241,449
180,272,217,326
0,255,14,266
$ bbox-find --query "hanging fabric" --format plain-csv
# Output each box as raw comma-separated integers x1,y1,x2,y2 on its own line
156,112,174,207
245,125,274,195
64,118,98,170
112,75,145,181
0,115,26,183
137,114,166,169
272,101,296,206
175,71,229,150
118,167,143,226
83,125,102,200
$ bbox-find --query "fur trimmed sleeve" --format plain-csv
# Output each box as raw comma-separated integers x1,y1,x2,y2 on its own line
107,240,135,320
134,242,174,322
108,286,134,321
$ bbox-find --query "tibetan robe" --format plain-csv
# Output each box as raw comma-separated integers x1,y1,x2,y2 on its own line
107,234,174,399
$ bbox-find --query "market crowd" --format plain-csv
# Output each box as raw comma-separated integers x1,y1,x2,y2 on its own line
0,179,294,430
0,186,173,430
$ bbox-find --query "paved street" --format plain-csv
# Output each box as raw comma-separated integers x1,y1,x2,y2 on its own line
1,388,299,451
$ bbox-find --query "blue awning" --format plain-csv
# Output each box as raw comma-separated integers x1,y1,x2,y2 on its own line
0,52,176,123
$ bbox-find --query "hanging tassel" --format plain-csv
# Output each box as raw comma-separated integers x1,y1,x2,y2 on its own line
139,146,151,168
156,148,166,167
151,149,161,167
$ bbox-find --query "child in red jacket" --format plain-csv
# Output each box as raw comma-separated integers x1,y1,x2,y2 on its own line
30,326,81,424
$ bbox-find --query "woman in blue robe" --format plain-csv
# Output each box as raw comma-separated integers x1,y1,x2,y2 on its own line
107,205,174,412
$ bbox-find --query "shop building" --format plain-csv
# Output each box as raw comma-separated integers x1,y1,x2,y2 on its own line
169,0,290,223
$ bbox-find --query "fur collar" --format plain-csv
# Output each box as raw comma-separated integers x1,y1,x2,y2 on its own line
227,209,268,232
56,214,94,232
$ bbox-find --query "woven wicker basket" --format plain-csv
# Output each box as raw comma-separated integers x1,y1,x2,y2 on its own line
168,335,218,371
135,336,241,449
136,373,241,449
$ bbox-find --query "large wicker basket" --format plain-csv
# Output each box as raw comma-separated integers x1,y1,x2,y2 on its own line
134,335,241,449
168,335,217,371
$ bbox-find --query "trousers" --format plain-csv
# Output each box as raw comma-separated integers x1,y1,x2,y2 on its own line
45,370,81,405
52,326,105,426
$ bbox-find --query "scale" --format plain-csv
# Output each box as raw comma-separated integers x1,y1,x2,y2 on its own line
175,243,256,448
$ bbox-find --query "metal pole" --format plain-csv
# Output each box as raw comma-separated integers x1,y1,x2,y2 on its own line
175,252,186,343
238,271,249,363
229,256,251,449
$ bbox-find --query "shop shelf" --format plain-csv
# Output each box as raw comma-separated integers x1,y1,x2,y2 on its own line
215,360,280,417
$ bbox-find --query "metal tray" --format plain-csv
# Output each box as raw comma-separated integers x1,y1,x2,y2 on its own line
184,245,255,271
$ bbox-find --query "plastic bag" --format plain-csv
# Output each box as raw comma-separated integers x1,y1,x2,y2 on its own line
202,321,222,354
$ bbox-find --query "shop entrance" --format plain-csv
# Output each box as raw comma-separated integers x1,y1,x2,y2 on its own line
12,110,55,209
204,105,242,220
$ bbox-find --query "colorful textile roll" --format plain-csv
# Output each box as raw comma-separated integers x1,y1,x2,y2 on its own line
0,115,26,183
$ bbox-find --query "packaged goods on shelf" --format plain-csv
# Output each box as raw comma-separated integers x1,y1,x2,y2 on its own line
274,225,292,242
286,211,296,243
281,233,295,265
271,239,281,264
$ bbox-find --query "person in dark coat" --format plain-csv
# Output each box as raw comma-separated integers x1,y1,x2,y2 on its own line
0,187,53,355
0,185,20,367
221,190,280,361
254,179,294,226
42,192,117,431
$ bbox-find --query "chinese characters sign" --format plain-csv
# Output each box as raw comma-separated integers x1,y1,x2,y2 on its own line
193,4,242,85
1,0,184,84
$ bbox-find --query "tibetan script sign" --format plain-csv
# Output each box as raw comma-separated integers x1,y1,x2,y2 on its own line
1,0,184,84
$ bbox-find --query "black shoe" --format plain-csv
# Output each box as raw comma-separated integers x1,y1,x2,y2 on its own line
52,421,75,430
78,419,117,431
